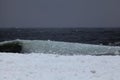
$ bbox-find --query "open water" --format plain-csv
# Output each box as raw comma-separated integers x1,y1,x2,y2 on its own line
0,28,120,46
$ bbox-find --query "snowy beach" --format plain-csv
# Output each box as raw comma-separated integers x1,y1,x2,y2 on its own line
0,53,120,80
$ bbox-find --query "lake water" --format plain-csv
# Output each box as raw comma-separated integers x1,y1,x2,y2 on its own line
0,28,120,46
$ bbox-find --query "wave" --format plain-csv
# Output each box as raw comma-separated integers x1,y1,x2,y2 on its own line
0,39,120,55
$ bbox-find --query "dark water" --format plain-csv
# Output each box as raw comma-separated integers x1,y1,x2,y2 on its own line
0,28,120,46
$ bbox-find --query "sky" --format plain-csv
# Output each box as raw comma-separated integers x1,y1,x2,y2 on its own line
0,0,120,28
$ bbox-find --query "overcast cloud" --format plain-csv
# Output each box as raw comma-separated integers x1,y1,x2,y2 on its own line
0,0,120,28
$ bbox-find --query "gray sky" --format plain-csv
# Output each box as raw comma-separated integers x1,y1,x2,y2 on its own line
0,0,120,28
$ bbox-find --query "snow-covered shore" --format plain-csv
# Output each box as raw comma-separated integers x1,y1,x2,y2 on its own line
0,53,120,80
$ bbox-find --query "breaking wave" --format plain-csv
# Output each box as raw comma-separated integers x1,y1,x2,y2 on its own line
0,39,120,55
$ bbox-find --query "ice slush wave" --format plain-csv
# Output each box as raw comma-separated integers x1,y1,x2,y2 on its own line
0,39,120,55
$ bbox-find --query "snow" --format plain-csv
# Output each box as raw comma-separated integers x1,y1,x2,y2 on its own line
0,53,120,80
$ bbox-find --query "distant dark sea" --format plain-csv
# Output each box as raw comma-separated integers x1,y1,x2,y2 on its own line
0,28,120,46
